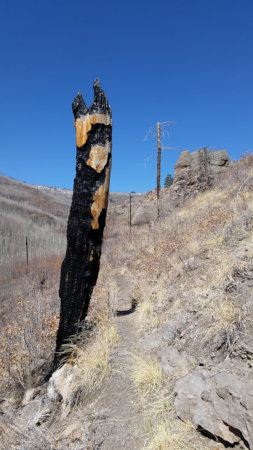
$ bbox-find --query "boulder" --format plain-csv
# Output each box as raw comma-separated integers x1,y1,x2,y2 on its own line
160,347,195,378
174,368,253,448
173,148,230,202
47,363,81,418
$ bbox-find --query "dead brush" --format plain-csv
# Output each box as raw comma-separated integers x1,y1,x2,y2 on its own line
58,314,118,398
0,265,60,396
222,153,253,187
131,353,163,397
203,298,243,351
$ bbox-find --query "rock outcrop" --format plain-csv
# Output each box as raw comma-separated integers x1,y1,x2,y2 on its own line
175,368,253,448
173,148,230,203
132,148,231,225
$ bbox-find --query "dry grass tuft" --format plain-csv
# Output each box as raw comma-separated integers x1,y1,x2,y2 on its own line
136,300,160,331
131,354,163,396
60,315,118,397
143,395,202,450
205,299,243,349
145,420,196,450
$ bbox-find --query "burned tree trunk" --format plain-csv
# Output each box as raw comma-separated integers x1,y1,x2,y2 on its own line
156,122,161,219
54,79,112,368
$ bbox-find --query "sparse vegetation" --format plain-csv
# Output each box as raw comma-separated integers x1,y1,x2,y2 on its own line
164,173,173,188
145,419,197,450
59,312,118,399
0,175,70,281
204,298,243,350
0,256,62,398
0,176,71,397
135,300,160,331
1,153,253,448
131,354,163,396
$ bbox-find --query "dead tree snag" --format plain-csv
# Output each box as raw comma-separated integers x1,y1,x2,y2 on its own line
54,79,112,368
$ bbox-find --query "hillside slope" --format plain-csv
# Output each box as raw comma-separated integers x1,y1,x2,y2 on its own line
0,175,72,275
0,174,143,276
0,156,253,449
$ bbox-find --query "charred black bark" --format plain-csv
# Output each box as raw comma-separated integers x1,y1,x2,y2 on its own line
53,79,112,369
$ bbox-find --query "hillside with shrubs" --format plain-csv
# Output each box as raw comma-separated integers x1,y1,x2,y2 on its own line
0,153,253,449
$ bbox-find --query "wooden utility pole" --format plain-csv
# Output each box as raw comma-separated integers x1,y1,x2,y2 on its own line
145,120,177,220
53,79,112,369
129,191,136,232
129,193,132,232
157,122,161,218
25,236,29,266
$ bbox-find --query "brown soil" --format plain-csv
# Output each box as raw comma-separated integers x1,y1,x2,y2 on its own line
84,274,146,449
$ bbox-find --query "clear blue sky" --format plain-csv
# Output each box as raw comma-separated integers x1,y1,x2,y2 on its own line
0,0,252,193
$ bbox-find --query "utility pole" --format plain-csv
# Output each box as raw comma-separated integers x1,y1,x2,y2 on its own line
145,120,178,220
129,191,136,232
157,122,161,219
25,236,29,266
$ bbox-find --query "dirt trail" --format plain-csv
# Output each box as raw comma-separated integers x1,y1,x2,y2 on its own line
87,275,146,449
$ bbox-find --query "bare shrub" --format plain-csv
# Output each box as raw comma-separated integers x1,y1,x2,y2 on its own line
0,256,61,397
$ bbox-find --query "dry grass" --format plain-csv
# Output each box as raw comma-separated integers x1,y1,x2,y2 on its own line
116,155,253,448
91,274,120,319
135,300,160,331
59,313,118,397
131,354,163,396
204,298,243,349
145,420,197,450
143,394,204,449
1,156,253,447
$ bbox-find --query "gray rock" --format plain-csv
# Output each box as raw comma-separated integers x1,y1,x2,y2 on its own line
173,148,230,203
174,368,253,448
159,320,177,345
160,347,196,378
132,148,230,225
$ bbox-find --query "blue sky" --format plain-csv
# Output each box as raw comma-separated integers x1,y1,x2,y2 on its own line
0,0,252,193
